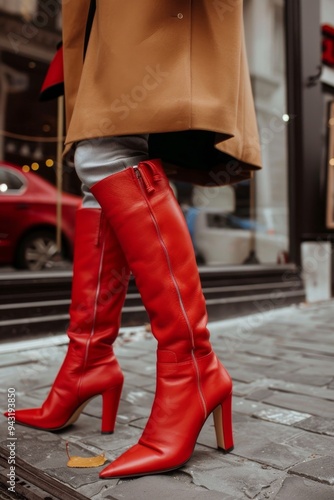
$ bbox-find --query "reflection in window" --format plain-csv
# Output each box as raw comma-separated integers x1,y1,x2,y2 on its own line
243,0,289,264
0,0,37,19
182,0,290,267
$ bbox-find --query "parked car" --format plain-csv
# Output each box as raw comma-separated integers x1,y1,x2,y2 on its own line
0,162,81,271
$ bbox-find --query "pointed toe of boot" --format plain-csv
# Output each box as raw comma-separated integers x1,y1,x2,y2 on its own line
8,408,44,429
99,443,181,479
6,407,68,431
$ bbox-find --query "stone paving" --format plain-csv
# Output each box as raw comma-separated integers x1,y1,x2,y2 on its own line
0,301,334,499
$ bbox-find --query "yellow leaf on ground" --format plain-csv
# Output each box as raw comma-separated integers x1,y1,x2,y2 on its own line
66,442,107,468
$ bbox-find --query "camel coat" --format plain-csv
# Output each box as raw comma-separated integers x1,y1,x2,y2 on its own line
62,0,262,186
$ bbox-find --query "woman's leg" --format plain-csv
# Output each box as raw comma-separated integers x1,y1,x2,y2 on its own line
81,183,101,208
7,203,130,433
4,135,149,432
75,135,149,187
75,137,234,478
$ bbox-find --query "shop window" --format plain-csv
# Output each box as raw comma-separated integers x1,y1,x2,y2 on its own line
174,0,290,267
0,0,37,19
244,0,289,265
326,101,334,228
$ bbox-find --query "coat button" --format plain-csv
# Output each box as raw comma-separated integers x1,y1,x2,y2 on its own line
177,13,184,19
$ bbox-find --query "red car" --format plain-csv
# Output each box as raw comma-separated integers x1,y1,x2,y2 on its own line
0,162,81,271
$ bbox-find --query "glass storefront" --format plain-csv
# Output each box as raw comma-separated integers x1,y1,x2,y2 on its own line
0,0,290,272
0,0,37,18
241,0,289,265
321,0,334,231
179,0,290,266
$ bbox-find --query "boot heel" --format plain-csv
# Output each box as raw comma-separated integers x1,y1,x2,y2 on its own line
101,383,123,434
213,393,234,452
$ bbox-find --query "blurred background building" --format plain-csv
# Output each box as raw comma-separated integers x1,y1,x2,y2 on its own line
0,0,333,336
0,0,78,192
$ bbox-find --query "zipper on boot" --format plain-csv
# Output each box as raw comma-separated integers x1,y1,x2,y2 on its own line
133,164,207,418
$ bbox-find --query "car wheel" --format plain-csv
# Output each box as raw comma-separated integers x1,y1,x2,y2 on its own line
16,230,67,271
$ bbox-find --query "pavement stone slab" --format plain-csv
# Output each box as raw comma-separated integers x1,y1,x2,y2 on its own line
253,407,311,426
245,361,307,378
121,386,154,407
263,392,334,418
294,416,334,436
46,466,106,490
115,344,153,360
234,439,309,470
115,397,151,424
280,429,334,458
1,392,45,413
278,339,334,356
0,363,61,397
1,426,69,471
289,456,334,485
228,418,311,469
120,371,154,389
233,396,271,415
267,381,334,401
77,479,119,499
229,345,285,361
51,413,106,441
278,372,333,387
108,474,230,500
233,378,276,398
0,352,44,369
274,475,334,500
221,354,278,368
1,302,334,499
183,448,285,499
116,358,156,379
233,382,255,397
82,424,142,457
275,350,325,363
291,364,334,377
228,369,261,384
81,393,152,427
254,477,286,500
246,389,276,401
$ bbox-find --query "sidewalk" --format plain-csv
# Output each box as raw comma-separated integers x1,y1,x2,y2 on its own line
1,301,334,499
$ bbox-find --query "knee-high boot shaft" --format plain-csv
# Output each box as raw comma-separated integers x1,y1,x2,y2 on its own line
91,160,234,478
5,208,130,432
92,160,210,363
67,208,130,359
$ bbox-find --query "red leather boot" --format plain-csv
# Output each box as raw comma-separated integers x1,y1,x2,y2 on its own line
91,160,234,478
4,208,130,433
